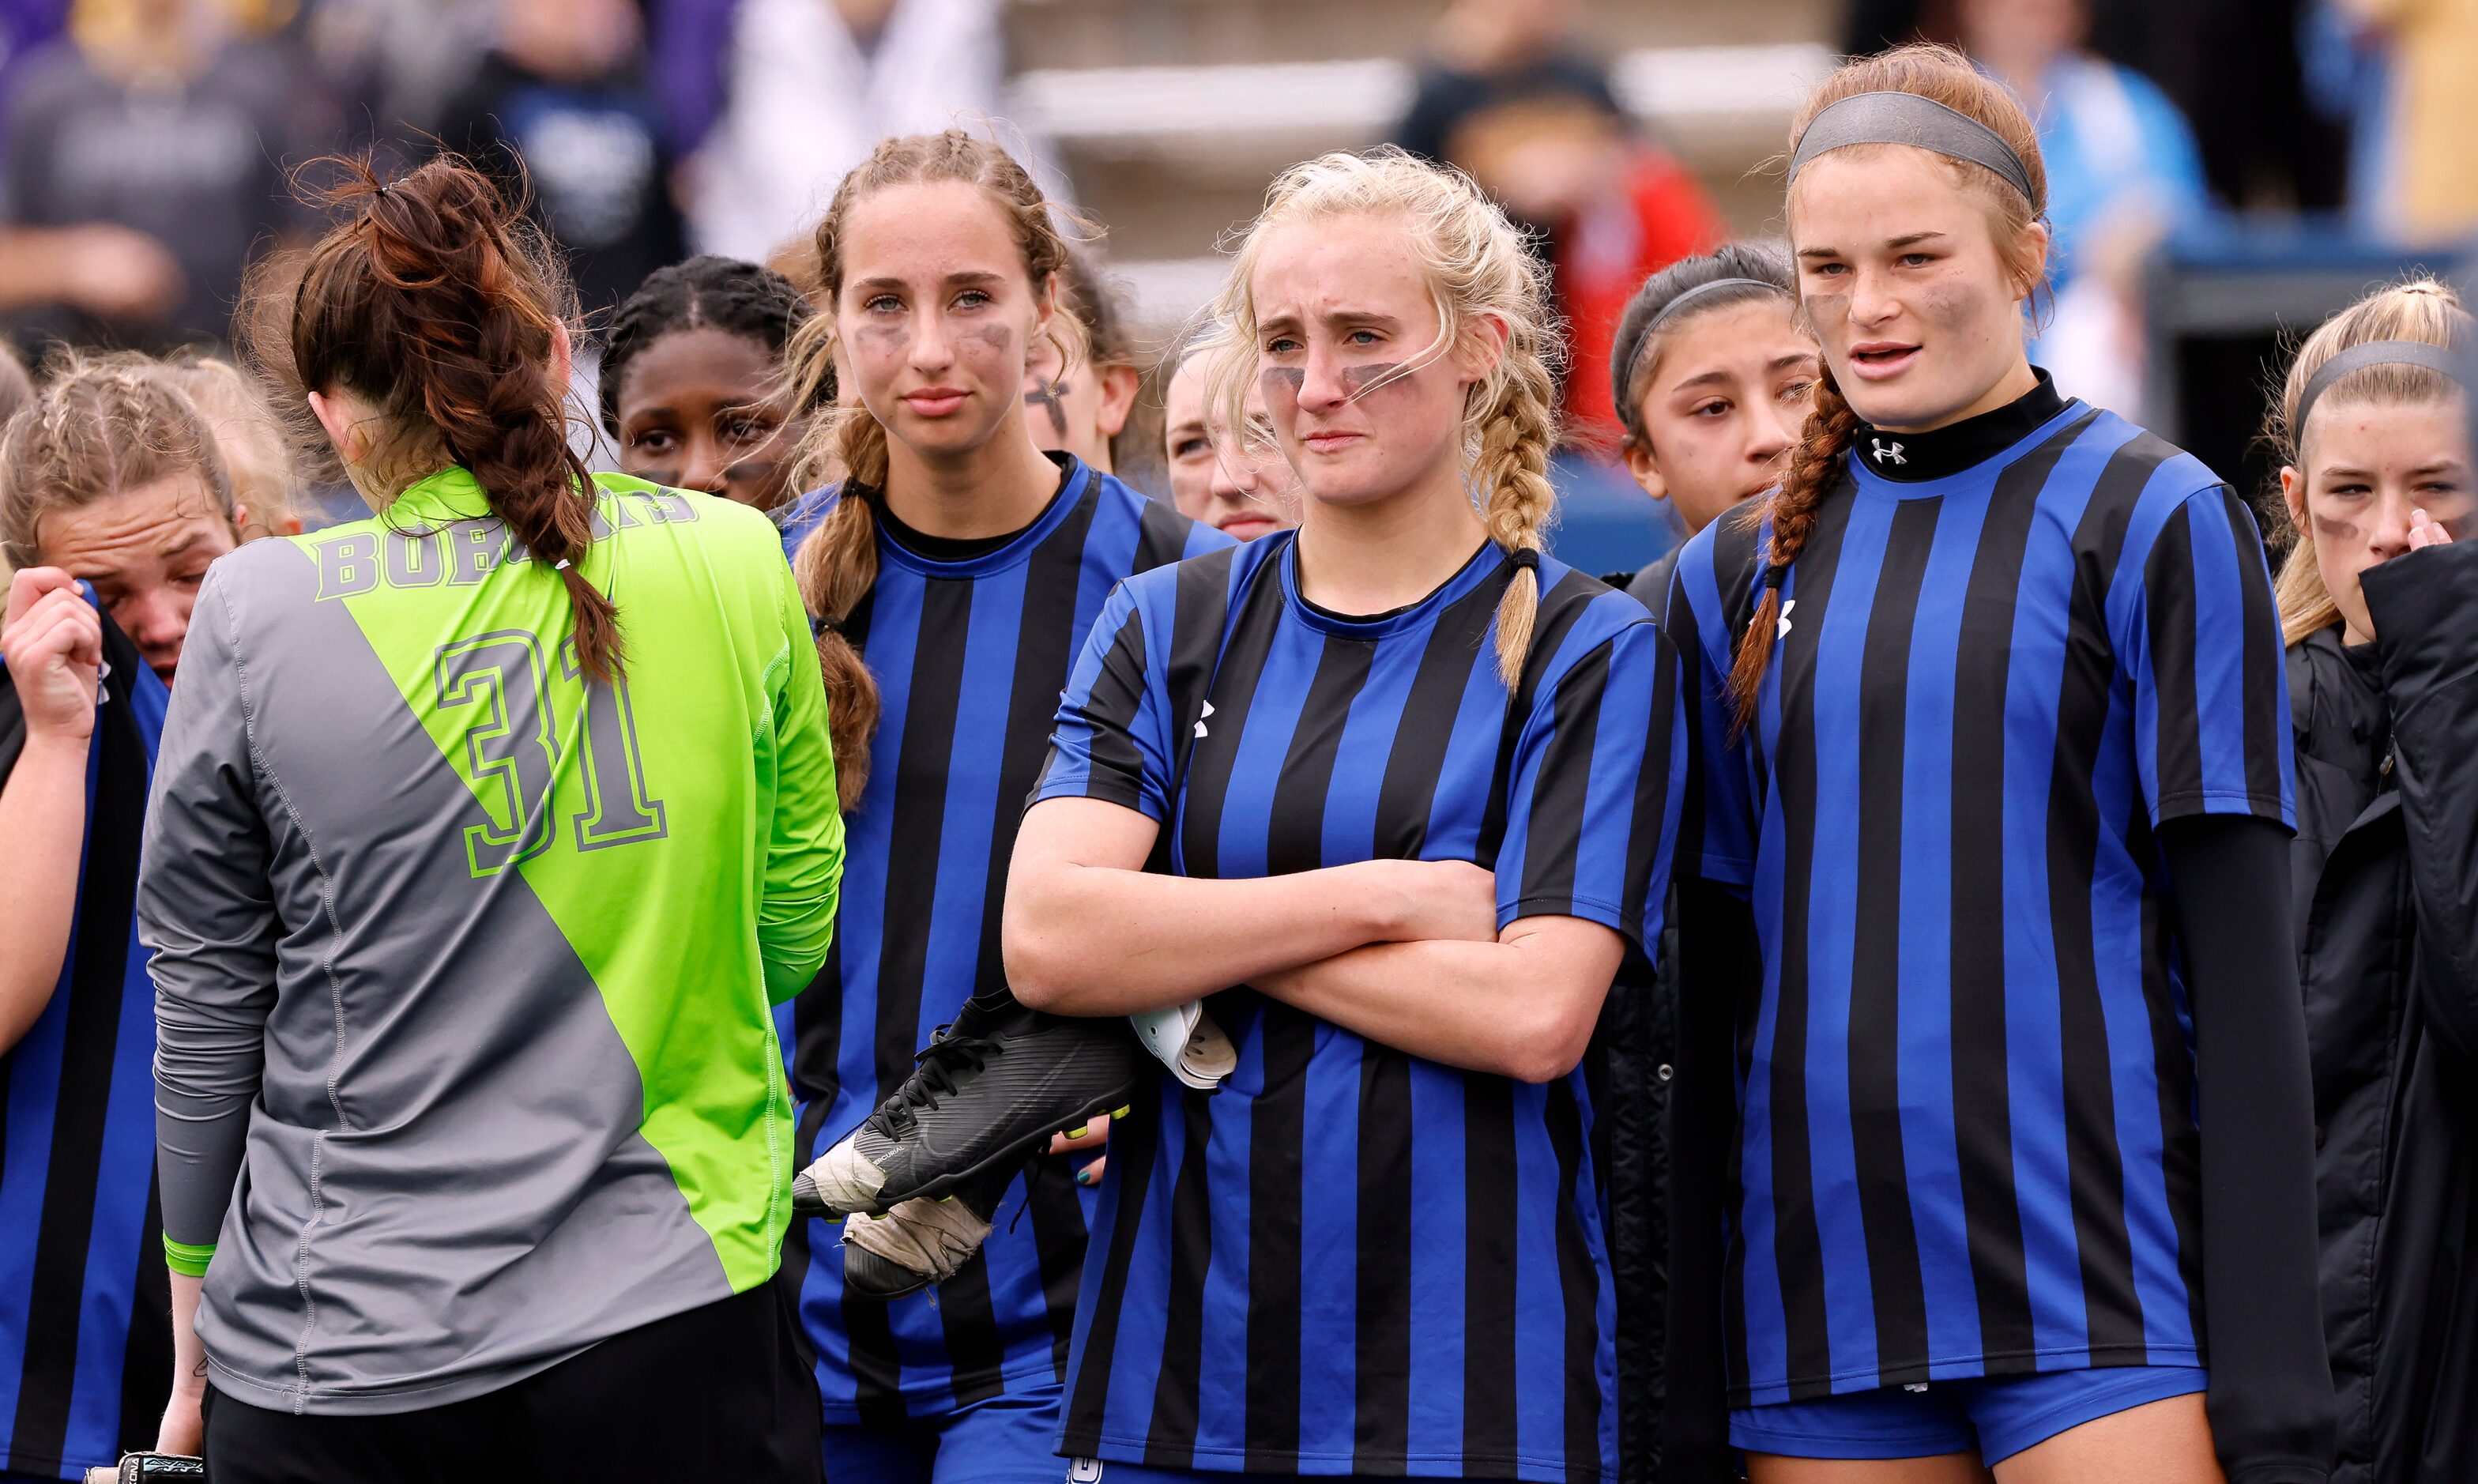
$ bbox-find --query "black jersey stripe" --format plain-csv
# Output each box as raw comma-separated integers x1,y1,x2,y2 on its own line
1374,571,1508,860
857,574,974,1404
1765,484,1855,1392
1546,1079,1606,1484
2143,508,2206,810
2220,488,2288,811
2049,444,2165,1359
1353,1045,1415,1469
1142,1089,1220,1464
117,1175,170,1460
1079,603,1159,816
1946,425,2084,1369
841,1285,908,1422
1134,492,1199,575
1176,566,1285,879
1517,634,1613,913
1065,1079,1162,1449
2133,800,2207,1346
978,490,1100,999
1245,638,1373,1467
1023,1156,1089,1374
1461,1074,1522,1467
10,689,148,1469
1848,496,1937,1380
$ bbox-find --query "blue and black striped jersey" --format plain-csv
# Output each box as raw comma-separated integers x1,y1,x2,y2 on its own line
774,455,1227,1421
0,593,171,1478
1666,394,2294,1409
1034,535,1685,1482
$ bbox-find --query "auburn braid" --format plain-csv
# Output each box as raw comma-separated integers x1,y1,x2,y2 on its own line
290,155,621,682
1726,366,1855,736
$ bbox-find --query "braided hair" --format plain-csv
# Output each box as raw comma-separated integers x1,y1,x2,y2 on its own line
597,254,816,440
285,154,622,681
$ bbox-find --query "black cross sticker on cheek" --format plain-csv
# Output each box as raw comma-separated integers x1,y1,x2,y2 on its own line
1025,379,1071,439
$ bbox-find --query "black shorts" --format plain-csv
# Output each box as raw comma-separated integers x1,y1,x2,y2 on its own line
201,1282,822,1484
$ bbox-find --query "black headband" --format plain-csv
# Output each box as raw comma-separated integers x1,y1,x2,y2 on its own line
1789,92,2037,205
2296,339,2465,431
1617,277,1791,413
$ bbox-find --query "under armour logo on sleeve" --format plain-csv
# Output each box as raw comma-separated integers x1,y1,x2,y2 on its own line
1870,439,1907,465
1195,700,1215,739
1777,599,1797,640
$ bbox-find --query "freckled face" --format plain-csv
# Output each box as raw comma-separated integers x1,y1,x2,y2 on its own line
613,327,803,510
1791,146,2040,432
836,180,1046,462
2284,396,2474,643
37,473,241,684
1624,299,1818,533
1249,215,1476,512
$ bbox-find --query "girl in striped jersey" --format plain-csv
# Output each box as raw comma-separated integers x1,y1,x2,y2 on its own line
1666,44,2331,1482
1007,149,1684,1484
771,131,1226,1484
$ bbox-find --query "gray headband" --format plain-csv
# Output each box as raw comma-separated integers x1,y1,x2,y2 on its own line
1789,92,2037,204
2297,339,2465,431
1618,277,1791,408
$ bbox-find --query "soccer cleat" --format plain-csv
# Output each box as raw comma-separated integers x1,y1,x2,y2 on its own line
839,1164,1014,1299
791,990,1151,1219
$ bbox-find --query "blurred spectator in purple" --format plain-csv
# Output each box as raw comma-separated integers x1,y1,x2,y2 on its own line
434,0,684,318
0,0,69,115
0,0,330,351
1964,0,2211,414
653,0,1011,265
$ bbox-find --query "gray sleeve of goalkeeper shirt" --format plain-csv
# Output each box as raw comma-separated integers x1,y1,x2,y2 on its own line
143,571,280,1255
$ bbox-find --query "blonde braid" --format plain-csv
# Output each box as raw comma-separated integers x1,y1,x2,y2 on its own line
1473,345,1559,683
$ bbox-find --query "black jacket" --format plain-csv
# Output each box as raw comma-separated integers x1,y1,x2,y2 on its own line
2289,543,2478,1484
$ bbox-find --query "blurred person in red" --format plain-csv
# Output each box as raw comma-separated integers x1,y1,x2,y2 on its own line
0,0,330,350
1393,0,1727,453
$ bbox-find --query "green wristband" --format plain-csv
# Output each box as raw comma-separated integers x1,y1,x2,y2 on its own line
162,1236,217,1278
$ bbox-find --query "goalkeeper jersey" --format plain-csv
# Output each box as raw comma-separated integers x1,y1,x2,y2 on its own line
137,468,844,1415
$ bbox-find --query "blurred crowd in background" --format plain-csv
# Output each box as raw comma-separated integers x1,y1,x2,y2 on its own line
0,0,2470,571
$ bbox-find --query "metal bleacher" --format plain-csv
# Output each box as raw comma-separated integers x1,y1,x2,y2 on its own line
1003,0,1840,334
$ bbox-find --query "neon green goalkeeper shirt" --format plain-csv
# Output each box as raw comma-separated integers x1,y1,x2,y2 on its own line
139,468,844,1414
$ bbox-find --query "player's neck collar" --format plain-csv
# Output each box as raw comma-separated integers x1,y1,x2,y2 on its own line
1851,367,2066,484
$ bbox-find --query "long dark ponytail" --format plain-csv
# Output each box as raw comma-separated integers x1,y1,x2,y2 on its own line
286,156,621,681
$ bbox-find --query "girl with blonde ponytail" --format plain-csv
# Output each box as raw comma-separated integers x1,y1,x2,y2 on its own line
987,146,1686,1482
2264,279,2478,1484
1665,43,2330,1482
766,129,1230,1484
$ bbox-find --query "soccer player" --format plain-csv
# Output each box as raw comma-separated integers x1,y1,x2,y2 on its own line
600,254,818,513
1024,248,1143,479
1664,44,2333,1481
2263,280,2478,1484
0,358,252,1482
136,156,845,1481
1002,147,1684,1483
1606,243,1817,602
770,130,1226,1484
1160,333,1302,541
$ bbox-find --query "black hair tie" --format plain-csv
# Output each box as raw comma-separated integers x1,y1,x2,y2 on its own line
1761,563,1791,592
1510,546,1541,573
812,612,849,638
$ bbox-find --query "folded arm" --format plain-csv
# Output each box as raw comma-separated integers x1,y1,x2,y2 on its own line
1003,795,1501,1018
